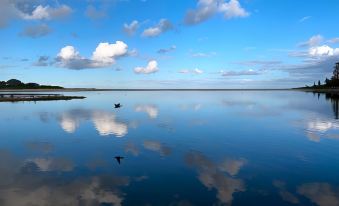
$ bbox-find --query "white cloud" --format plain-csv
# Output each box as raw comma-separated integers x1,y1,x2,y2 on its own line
299,16,311,23
123,20,139,35
0,1,72,28
190,51,216,58
134,60,159,74
179,68,204,75
309,45,339,57
92,41,128,65
55,41,129,70
184,0,249,25
21,5,72,20
221,69,261,76
299,35,324,47
58,46,80,60
142,19,173,37
219,0,249,19
327,38,339,44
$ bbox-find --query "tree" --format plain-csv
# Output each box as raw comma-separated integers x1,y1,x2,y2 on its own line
333,62,339,80
6,79,23,87
313,82,316,87
318,80,321,86
0,81,6,87
325,78,330,85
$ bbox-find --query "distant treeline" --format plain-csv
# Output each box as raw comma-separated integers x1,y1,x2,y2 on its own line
302,62,339,89
0,79,63,89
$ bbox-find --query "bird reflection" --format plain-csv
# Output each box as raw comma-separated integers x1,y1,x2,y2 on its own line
114,156,124,164
114,103,122,108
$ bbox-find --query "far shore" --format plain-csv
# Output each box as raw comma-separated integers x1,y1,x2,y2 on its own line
1,88,339,93
0,88,293,92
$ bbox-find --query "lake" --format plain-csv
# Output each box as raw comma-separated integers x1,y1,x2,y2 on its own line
0,91,339,206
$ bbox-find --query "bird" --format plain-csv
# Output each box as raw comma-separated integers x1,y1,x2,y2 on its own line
114,156,124,164
114,103,122,108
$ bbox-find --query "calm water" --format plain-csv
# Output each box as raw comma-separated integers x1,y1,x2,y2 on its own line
0,91,339,206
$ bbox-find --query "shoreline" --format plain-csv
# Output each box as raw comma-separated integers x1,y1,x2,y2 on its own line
0,88,338,93
0,88,293,92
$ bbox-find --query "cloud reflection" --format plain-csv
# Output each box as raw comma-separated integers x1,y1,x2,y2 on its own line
185,152,246,205
25,157,74,172
92,111,128,137
135,104,159,119
298,182,339,206
143,140,171,156
0,150,129,206
57,109,128,138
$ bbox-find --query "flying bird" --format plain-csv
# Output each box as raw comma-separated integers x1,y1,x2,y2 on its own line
114,103,122,108
114,156,124,164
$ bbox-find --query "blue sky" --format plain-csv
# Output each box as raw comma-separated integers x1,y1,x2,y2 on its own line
1,0,339,89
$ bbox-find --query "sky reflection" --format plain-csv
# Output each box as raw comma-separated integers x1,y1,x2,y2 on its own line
0,91,339,205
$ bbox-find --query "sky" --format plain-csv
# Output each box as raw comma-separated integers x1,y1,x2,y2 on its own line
0,0,339,89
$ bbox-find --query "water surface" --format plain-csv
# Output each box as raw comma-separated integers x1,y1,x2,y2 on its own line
0,91,339,206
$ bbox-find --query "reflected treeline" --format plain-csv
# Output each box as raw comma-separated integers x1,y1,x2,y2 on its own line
314,92,339,119
325,93,339,119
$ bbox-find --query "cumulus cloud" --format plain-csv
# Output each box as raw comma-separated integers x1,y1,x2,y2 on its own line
55,41,128,70
20,4,72,20
85,5,107,20
221,69,261,76
92,41,129,64
123,20,139,35
219,0,249,19
0,1,72,28
184,0,249,25
157,45,176,54
135,104,158,119
142,19,173,37
19,23,52,38
179,68,204,75
134,60,159,74
309,45,339,57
